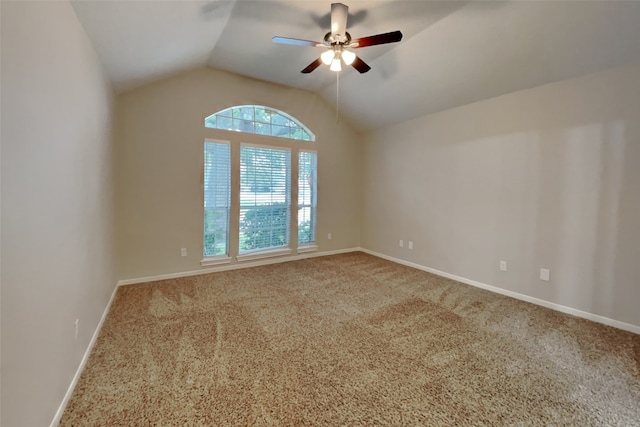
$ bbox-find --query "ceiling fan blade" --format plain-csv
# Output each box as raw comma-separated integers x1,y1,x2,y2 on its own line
351,30,403,48
272,36,322,47
351,56,371,74
331,3,349,40
301,58,323,74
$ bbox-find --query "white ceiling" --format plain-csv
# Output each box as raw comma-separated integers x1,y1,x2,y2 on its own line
71,0,640,132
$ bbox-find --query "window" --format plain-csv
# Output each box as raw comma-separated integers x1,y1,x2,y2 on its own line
202,105,316,264
298,151,317,245
203,141,231,258
239,145,291,253
205,105,315,142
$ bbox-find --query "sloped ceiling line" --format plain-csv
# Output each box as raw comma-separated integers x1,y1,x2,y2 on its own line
72,0,640,132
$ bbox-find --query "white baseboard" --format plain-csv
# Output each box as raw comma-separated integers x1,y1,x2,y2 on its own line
50,283,120,427
52,247,361,425
359,248,640,335
52,246,637,426
118,247,361,286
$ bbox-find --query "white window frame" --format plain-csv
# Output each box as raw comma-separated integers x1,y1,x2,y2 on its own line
237,143,292,260
204,105,315,142
201,139,232,266
202,106,318,265
297,149,318,253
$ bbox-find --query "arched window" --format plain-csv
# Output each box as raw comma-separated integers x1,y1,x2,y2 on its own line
205,105,315,142
202,106,317,265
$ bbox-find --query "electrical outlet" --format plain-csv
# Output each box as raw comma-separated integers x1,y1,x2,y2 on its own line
327,233,332,240
540,268,550,281
399,239,404,248
500,260,507,271
181,248,187,257
75,319,80,340
408,241,414,250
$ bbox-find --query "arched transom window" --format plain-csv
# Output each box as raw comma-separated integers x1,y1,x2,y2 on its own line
205,105,315,142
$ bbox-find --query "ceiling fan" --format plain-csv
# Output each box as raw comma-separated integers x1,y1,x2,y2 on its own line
272,2,403,74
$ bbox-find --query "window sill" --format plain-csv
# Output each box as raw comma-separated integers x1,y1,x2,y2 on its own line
297,244,318,254
236,247,292,262
200,256,233,267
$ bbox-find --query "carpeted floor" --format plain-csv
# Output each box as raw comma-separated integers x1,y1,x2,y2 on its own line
61,252,640,426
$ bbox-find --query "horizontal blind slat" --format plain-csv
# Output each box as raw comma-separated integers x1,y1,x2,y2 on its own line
204,141,231,257
298,151,317,244
239,146,291,253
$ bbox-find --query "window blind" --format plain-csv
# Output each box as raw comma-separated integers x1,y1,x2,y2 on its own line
239,145,291,252
298,151,317,245
203,141,231,257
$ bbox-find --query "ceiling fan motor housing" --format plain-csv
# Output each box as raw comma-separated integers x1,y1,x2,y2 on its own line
324,31,352,46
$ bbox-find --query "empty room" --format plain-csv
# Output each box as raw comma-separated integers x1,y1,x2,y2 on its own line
1,1,639,425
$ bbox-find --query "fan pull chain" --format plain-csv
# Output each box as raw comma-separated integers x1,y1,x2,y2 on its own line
336,70,340,123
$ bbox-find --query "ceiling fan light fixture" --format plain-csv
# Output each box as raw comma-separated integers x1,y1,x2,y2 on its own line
272,3,402,75
321,49,334,65
330,57,342,72
341,49,356,66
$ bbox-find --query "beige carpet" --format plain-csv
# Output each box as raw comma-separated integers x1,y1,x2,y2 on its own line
61,252,640,426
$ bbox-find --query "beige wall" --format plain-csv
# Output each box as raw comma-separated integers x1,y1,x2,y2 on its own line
0,1,116,426
2,3,637,423
362,64,640,327
116,68,361,279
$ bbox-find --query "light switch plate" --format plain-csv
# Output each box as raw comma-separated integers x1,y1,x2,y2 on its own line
540,268,550,281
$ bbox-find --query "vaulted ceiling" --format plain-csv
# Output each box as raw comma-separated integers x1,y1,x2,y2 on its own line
71,0,640,132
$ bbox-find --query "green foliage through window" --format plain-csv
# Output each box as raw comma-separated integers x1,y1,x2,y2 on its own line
205,105,315,142
240,204,289,251
204,208,228,257
298,151,317,245
203,141,231,257
239,145,291,253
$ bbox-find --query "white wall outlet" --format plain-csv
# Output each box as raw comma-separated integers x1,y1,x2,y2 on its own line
181,248,187,257
540,268,550,281
327,233,332,240
74,319,80,340
500,260,507,271
399,239,404,248
408,241,414,250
